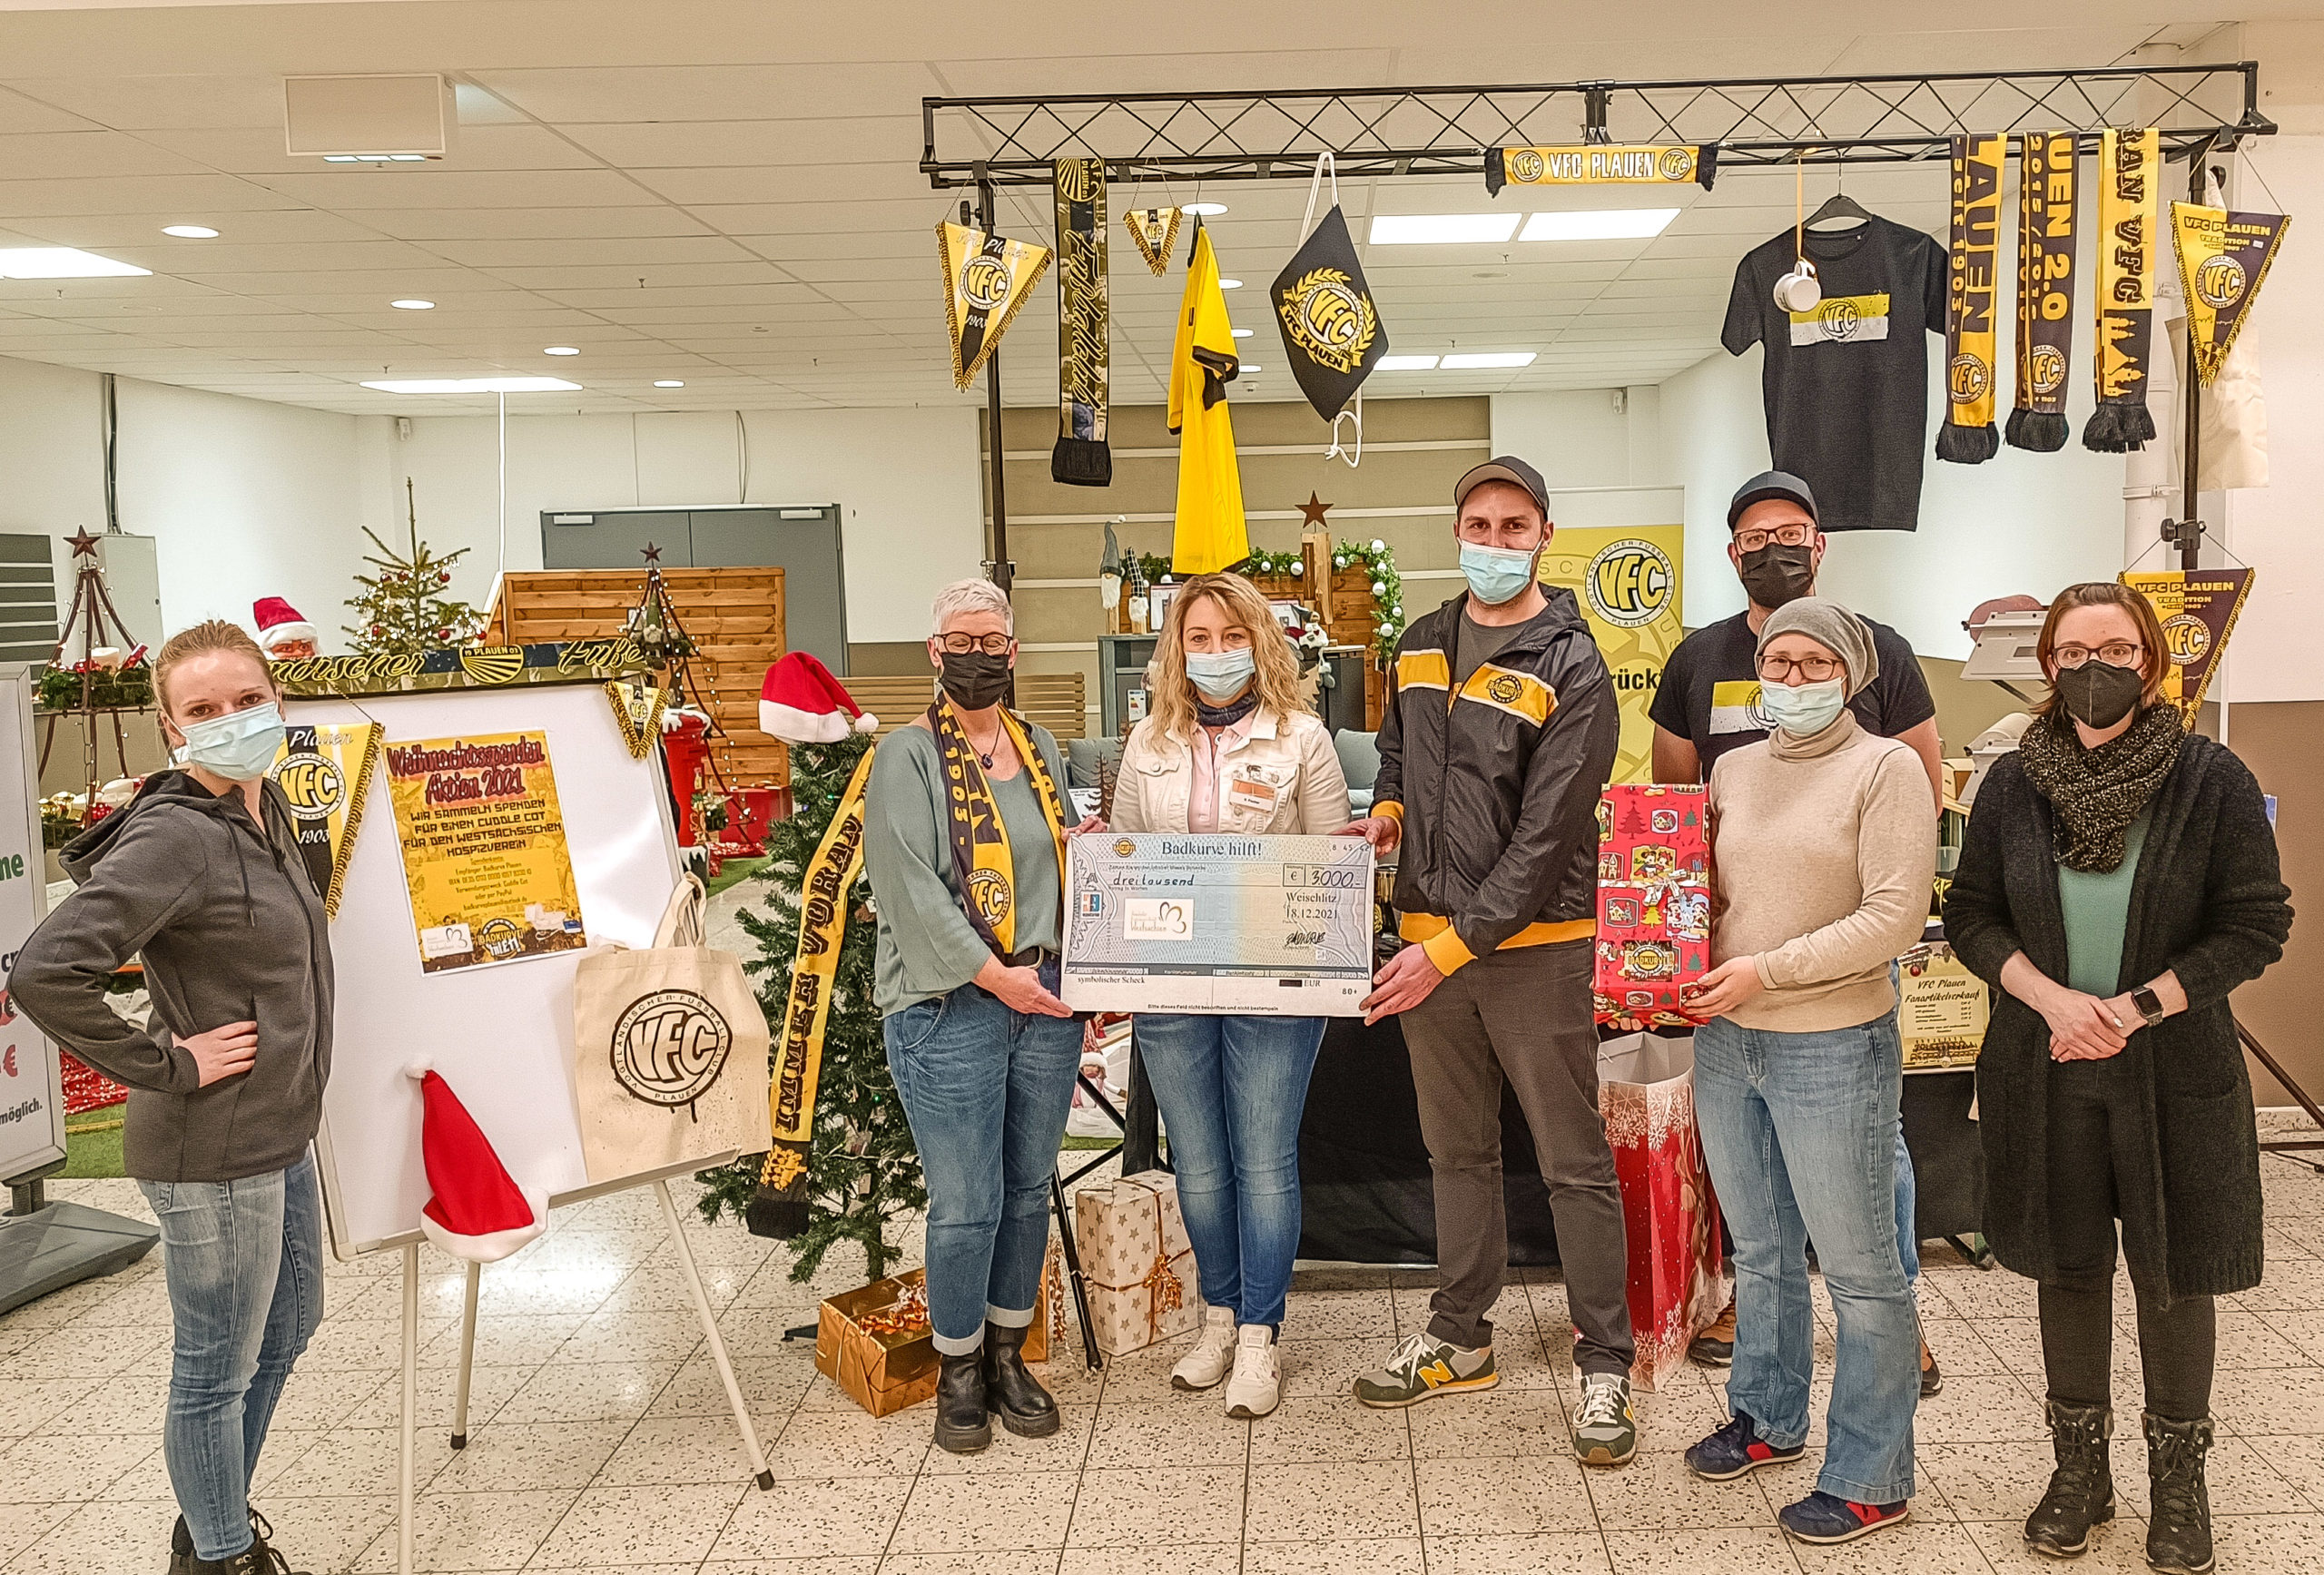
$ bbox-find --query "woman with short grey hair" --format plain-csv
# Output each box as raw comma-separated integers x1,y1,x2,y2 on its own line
861,578,1097,1453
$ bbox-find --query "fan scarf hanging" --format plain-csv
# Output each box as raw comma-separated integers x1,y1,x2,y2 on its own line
1936,134,2004,464
1051,158,1111,486
1123,207,1181,276
2171,201,2290,388
2084,127,2160,453
937,220,1050,391
2007,131,2079,453
1484,143,1718,194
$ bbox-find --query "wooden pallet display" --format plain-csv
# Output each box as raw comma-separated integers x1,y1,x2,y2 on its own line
486,566,789,789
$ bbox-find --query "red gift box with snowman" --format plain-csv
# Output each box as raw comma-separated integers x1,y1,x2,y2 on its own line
1592,783,1712,1029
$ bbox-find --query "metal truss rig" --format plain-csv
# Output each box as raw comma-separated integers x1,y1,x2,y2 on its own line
922,63,2273,187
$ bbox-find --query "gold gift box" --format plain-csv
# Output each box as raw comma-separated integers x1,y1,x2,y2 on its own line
813,1255,1059,1418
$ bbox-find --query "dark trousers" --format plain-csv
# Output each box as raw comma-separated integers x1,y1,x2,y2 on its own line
2037,1062,2216,1420
1400,939,1635,1375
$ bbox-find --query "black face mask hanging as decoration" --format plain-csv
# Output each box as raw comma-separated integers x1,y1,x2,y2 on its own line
1270,205,1388,423
939,650,1011,711
2054,660,2145,730
1737,543,1817,610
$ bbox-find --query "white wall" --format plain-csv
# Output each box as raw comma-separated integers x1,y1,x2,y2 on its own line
1492,388,1663,489
367,407,985,645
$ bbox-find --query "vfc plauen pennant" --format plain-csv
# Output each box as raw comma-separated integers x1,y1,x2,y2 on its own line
1123,206,1181,276
937,221,1050,391
2171,202,2290,388
1271,205,1387,423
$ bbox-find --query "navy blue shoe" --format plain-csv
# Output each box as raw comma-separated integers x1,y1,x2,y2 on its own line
1685,1410,1806,1481
1779,1491,1911,1544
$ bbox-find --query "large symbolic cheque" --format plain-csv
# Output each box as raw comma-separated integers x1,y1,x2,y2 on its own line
385,730,588,972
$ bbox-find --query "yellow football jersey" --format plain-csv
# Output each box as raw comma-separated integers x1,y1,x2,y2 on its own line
1168,227,1248,575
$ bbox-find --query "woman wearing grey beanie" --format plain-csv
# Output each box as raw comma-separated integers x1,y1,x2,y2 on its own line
1675,597,1937,1547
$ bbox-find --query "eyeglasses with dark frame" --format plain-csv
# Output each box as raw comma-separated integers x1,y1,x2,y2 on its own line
2051,641,2143,670
936,632,1013,656
1757,653,1844,684
1733,523,1816,553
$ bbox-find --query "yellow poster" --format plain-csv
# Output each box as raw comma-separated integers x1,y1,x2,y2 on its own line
1538,524,1685,783
385,731,588,973
267,721,380,920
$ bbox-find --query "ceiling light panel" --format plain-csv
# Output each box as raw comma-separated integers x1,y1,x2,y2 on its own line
360,377,583,394
1438,351,1539,369
0,248,153,279
1375,355,1440,370
1368,213,1521,245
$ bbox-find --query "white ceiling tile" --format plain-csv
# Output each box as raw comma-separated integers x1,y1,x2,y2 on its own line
468,64,940,124
246,169,648,212
360,206,713,241
0,172,290,218
2,74,283,132
426,235,758,269
557,117,924,170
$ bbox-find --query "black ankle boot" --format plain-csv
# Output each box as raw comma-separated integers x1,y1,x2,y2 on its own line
2025,1400,2115,1557
173,1511,300,1575
2144,1413,2215,1575
980,1320,1061,1437
932,1348,992,1454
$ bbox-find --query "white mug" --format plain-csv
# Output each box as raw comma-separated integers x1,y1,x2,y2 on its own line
1772,258,1821,313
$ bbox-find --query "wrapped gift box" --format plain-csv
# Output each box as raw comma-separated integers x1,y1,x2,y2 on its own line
1600,1031,1730,1390
814,1254,1061,1417
1593,783,1713,1029
1072,1170,1200,1357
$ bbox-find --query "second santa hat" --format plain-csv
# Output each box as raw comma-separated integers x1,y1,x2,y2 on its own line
759,652,878,743
252,596,318,653
406,1062,547,1263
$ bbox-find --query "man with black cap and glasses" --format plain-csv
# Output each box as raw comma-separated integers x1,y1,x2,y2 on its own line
1340,455,1639,1468
1650,469,1945,1396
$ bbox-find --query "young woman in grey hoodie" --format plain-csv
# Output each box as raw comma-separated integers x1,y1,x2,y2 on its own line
12,619,330,1575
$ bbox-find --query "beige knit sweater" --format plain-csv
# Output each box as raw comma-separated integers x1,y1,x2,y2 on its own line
1705,713,1938,1032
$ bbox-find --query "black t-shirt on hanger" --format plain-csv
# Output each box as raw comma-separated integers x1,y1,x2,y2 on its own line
1722,215,1948,532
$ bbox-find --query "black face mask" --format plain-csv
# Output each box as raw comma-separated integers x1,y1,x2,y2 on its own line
1737,542,1817,610
2053,660,2145,730
938,649,1011,711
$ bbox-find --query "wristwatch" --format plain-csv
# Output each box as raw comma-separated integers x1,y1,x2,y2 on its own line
2131,985,2167,1028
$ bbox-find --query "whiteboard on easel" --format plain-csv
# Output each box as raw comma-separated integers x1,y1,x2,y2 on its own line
294,679,714,1258
0,666,66,1183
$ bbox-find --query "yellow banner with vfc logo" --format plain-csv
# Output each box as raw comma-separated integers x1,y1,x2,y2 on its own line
1538,524,1685,784
266,721,380,920
1485,144,1718,193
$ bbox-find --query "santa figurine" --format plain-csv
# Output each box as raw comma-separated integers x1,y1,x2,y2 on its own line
252,596,320,661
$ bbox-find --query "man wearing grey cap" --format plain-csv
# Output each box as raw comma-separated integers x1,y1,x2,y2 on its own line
1340,456,1638,1467
1649,469,1945,1393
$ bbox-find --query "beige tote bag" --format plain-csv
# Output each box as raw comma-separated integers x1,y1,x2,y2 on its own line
571,874,773,1183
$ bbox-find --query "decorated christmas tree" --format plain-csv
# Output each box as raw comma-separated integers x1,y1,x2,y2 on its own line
343,479,486,658
694,733,925,1282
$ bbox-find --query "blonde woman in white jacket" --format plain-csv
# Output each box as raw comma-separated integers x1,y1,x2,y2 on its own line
1111,572,1353,1420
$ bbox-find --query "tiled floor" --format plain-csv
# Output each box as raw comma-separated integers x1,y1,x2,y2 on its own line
9,1116,2324,1575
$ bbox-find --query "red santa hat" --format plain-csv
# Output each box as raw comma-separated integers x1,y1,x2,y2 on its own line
252,596,319,654
405,1062,547,1262
759,652,877,743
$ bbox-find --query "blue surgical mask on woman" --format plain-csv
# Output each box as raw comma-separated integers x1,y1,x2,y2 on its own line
1459,540,1539,605
1759,677,1847,737
173,701,288,782
1185,646,1256,701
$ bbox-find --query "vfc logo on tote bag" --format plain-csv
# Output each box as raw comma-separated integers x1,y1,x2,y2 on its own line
572,874,773,1182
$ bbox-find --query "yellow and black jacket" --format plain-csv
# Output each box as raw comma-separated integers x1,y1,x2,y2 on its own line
1374,587,1619,974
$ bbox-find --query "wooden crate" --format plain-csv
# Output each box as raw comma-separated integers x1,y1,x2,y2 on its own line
486,567,788,790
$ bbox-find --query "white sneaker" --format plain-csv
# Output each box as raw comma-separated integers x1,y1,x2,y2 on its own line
1224,1324,1281,1420
1171,1305,1236,1392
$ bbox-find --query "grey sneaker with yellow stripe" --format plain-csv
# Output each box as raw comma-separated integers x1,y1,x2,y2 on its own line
1352,1332,1499,1408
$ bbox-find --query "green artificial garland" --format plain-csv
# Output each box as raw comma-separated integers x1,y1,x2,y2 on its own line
1332,539,1406,663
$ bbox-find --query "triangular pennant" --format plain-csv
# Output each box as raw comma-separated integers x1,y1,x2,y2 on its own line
1123,206,1180,276
2171,202,2290,388
936,220,1051,391
605,677,667,759
2119,567,2256,726
1270,205,1388,424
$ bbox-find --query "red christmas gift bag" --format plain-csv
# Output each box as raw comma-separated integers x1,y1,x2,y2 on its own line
1599,1031,1730,1390
1593,783,1712,1029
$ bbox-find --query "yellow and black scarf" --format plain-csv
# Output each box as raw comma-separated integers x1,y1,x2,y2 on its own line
1052,157,1111,487
2008,132,2078,453
1484,143,1718,193
930,698,1069,957
1936,134,2004,464
2085,127,2161,453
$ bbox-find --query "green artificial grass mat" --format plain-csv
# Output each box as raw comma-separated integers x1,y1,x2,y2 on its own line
62,1107,126,1179
705,856,769,899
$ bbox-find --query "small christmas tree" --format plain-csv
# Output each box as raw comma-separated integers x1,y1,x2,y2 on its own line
343,479,485,658
694,733,925,1283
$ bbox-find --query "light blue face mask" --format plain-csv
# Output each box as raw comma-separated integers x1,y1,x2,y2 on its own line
1185,646,1256,701
1459,540,1541,605
173,701,287,782
1758,677,1847,737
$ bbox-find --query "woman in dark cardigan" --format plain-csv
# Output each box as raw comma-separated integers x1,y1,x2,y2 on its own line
1945,583,2291,1575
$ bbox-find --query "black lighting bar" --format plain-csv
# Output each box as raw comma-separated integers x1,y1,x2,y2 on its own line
922,62,2273,187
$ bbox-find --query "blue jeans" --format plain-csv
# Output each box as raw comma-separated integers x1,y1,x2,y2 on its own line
1133,1013,1325,1328
1895,1129,1920,1282
138,1150,326,1561
884,960,1082,1354
1695,1012,1918,1505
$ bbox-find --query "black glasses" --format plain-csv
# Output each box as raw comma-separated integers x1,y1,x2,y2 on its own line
1734,523,1815,553
1758,654,1843,683
936,633,1012,655
2052,641,2142,670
